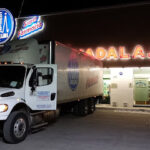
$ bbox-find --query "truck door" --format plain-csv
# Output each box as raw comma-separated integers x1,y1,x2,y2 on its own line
25,64,57,110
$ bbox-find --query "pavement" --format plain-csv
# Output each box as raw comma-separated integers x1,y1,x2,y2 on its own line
1,109,150,150
96,104,150,114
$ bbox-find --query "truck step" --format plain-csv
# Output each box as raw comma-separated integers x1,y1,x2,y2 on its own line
31,122,48,133
31,111,46,116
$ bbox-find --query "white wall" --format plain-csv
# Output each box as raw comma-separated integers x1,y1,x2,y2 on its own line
110,68,134,107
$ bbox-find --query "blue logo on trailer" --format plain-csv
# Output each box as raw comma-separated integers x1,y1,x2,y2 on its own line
0,8,15,44
68,54,79,91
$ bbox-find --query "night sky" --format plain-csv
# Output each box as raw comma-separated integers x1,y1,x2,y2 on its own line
1,0,150,67
1,0,150,50
0,0,148,17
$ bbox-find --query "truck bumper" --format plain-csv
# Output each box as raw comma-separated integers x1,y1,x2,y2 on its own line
0,115,8,120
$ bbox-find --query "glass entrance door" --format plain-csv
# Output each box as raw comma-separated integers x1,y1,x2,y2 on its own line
134,78,149,105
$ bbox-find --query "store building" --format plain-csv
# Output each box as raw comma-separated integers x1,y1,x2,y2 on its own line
103,67,150,107
1,5,150,108
81,46,150,108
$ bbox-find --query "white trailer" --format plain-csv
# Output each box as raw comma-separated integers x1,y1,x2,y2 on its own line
0,38,103,143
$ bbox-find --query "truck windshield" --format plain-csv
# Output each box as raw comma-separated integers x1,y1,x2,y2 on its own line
0,66,26,89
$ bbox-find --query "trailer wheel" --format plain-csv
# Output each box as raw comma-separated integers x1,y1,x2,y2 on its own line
72,103,79,116
78,100,89,116
3,111,29,144
88,98,96,114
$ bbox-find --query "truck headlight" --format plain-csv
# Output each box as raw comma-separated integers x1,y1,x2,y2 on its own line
0,104,8,112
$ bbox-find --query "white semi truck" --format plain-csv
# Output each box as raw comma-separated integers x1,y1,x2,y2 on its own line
0,38,103,143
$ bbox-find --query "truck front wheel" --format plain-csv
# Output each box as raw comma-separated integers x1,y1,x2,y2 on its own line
3,111,29,144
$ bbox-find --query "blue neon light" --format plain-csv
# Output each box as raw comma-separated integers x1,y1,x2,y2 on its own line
18,16,44,39
0,8,15,44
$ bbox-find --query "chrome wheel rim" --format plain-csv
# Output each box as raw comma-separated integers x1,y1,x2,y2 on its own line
14,118,26,138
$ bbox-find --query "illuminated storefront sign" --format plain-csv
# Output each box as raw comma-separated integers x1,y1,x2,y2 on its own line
18,16,44,39
81,45,149,60
0,8,15,44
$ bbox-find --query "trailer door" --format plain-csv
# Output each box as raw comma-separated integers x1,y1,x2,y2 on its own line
25,64,57,110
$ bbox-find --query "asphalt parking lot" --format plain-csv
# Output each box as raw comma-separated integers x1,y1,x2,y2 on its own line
1,109,150,150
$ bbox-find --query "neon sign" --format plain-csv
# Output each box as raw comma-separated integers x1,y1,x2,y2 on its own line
0,8,15,44
81,45,149,60
18,16,44,39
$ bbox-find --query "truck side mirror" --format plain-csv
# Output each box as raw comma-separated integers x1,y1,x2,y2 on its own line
31,78,37,92
30,68,38,92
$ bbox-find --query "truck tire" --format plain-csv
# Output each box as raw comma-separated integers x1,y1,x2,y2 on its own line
72,103,79,116
0,121,4,136
72,100,89,116
88,98,96,114
78,100,89,116
3,111,29,144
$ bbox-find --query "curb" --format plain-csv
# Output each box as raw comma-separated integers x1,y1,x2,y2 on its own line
96,106,150,113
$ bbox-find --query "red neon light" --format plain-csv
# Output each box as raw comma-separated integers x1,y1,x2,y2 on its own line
85,48,94,56
147,52,150,58
106,47,118,59
95,47,106,59
18,22,43,37
23,16,38,28
81,44,147,60
132,45,145,59
119,46,130,59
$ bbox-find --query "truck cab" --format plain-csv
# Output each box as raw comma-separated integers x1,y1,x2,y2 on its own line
0,62,57,143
